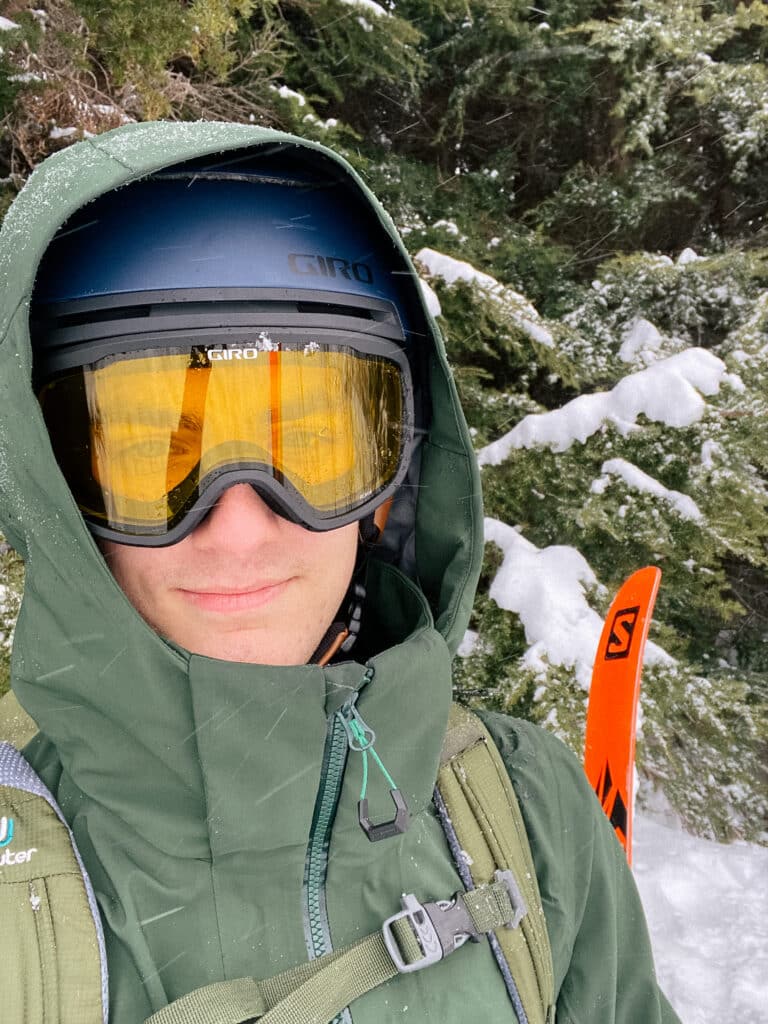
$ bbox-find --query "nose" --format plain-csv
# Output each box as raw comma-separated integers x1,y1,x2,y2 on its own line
191,484,284,548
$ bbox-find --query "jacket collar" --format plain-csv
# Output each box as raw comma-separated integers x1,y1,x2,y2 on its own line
16,559,452,859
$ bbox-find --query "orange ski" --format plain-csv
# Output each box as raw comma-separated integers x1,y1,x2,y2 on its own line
584,567,661,865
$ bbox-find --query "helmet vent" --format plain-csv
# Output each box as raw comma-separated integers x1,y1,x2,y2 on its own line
32,287,406,380
296,300,394,325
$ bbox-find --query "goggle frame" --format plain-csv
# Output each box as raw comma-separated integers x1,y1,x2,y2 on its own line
34,289,415,546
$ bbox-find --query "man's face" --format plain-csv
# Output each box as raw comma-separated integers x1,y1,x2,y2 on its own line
98,484,359,665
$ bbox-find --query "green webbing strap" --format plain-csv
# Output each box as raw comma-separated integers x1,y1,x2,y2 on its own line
437,704,556,1024
146,880,515,1024
463,878,519,933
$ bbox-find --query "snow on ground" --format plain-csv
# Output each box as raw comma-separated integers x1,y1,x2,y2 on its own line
478,348,733,465
634,812,768,1024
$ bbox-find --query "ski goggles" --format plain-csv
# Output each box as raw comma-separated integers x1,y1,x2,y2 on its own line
37,335,414,545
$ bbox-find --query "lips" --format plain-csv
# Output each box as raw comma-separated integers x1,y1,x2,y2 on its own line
178,578,292,613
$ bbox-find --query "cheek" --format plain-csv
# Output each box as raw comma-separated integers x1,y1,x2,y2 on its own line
321,524,358,578
98,540,172,608
300,524,358,599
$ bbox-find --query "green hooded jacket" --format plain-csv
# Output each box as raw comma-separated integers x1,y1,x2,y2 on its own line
0,122,679,1023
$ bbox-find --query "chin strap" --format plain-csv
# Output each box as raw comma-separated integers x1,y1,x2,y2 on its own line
312,581,365,666
311,498,394,667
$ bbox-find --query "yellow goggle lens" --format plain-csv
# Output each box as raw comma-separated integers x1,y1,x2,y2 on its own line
40,345,406,533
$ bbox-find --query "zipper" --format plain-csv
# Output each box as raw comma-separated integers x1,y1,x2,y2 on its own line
338,702,410,843
301,668,377,1024
29,878,59,1022
302,708,350,962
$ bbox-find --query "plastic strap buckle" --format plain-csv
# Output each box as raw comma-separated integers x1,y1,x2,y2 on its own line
494,868,528,930
382,891,482,974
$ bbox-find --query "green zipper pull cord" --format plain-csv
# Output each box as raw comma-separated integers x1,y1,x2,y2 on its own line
338,702,410,843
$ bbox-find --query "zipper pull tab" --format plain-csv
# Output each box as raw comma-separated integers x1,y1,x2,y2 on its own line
338,703,410,843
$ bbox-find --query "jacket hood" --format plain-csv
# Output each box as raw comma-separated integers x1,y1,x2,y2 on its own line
0,122,482,663
0,123,494,1020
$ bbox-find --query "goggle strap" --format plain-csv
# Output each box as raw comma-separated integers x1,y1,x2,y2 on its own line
374,497,393,538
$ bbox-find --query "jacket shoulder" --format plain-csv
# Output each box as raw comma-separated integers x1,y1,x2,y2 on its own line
477,710,599,844
477,710,680,1024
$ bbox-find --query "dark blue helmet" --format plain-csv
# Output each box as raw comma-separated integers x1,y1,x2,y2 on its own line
32,150,426,379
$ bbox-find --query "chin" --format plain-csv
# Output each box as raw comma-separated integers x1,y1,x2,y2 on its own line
185,633,314,666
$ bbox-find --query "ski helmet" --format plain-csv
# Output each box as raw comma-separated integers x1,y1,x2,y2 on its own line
31,149,425,545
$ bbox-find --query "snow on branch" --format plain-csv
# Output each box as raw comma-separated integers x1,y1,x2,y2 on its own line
479,348,730,466
415,246,554,348
270,84,306,106
484,517,672,690
338,0,391,18
591,458,703,522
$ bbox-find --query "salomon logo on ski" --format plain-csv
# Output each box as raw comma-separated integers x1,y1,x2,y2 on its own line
604,606,640,660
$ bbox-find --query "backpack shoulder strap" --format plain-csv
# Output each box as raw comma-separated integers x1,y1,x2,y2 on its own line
0,689,38,748
0,740,108,1023
436,703,555,1024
